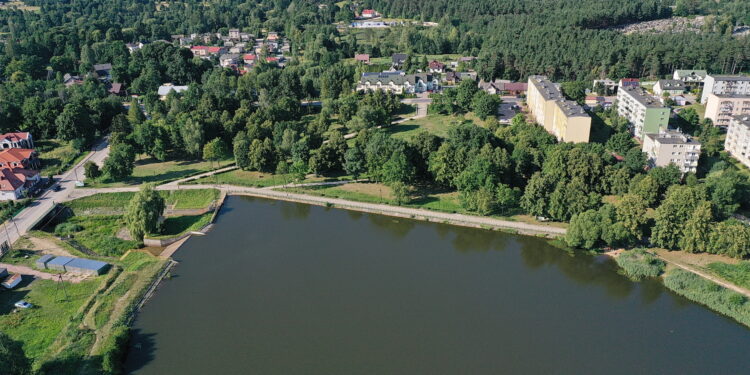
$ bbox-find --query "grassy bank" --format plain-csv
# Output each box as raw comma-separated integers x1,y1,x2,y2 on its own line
37,140,86,176
150,213,212,239
85,157,232,188
707,262,750,290
66,189,220,214
614,249,666,281
184,169,352,187
663,268,750,328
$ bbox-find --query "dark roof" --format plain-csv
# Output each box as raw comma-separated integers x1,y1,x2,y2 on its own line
48,256,74,266
65,258,109,271
360,72,433,86
392,53,408,64
36,254,55,264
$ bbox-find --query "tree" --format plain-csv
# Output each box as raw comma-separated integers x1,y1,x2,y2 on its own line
615,194,648,239
471,91,501,120
102,143,135,181
0,332,31,375
520,172,554,218
127,98,145,125
248,138,276,172
629,175,659,207
496,183,520,215
565,209,602,249
233,132,251,170
125,184,165,242
605,132,636,155
344,147,366,178
708,220,750,258
84,161,101,180
180,118,205,158
456,80,479,112
679,201,714,253
202,138,228,166
651,186,706,249
55,102,93,144
623,147,647,173
390,181,410,205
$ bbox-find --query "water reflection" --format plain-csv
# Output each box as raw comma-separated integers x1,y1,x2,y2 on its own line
366,214,416,238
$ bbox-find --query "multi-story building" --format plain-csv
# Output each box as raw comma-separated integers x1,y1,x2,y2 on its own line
616,86,670,139
704,93,750,127
653,79,685,96
527,75,590,143
700,74,750,104
725,115,750,169
642,130,701,174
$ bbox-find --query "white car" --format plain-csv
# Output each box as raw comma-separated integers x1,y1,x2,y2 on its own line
14,301,32,309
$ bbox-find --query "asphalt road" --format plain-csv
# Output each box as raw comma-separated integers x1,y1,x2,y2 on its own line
0,138,110,249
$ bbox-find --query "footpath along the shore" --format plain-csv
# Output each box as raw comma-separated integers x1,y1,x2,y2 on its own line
72,183,566,237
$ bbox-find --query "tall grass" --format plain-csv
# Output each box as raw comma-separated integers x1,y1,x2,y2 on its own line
707,262,750,290
664,269,750,328
614,249,665,281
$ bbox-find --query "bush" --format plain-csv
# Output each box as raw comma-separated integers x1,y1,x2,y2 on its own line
54,222,84,237
614,248,665,281
664,269,750,328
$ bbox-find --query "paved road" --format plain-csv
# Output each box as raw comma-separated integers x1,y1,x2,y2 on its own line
0,138,110,249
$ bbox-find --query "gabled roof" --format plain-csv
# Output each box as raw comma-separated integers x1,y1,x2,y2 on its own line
93,63,112,72
355,54,370,61
243,54,257,61
0,169,24,191
0,132,31,143
392,53,408,64
157,85,189,96
0,148,34,165
428,60,445,69
657,79,685,90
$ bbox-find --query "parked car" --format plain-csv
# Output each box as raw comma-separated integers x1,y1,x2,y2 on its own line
52,184,62,192
14,301,32,309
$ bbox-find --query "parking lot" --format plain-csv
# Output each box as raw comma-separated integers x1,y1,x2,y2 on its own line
498,96,523,123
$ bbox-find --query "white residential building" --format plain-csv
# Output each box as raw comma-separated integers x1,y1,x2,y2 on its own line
725,115,750,169
700,74,750,104
616,86,670,139
356,72,438,94
642,130,701,174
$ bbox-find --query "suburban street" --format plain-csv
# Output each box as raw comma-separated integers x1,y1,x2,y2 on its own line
0,138,110,250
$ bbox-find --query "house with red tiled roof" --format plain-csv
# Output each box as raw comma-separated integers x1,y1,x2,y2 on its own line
0,149,39,170
355,54,370,64
428,60,445,73
361,9,377,18
0,132,33,149
0,168,40,200
190,46,226,57
243,54,257,65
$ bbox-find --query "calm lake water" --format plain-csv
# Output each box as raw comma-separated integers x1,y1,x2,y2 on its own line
125,196,750,374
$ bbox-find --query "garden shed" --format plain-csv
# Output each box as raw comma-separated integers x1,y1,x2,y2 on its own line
47,256,74,271
36,254,55,269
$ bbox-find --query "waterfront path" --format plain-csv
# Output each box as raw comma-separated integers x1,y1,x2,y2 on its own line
72,183,566,237
656,251,750,299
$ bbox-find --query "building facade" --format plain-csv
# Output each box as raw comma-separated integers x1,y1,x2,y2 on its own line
725,115,750,169
616,86,670,139
700,74,750,104
527,76,590,143
642,130,701,173
704,93,750,127
357,72,438,94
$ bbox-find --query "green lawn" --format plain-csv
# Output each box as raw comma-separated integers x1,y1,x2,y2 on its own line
707,262,750,290
61,216,139,257
387,114,461,140
87,157,232,187
151,213,212,239
185,169,352,187
37,139,86,176
65,189,220,213
0,278,102,360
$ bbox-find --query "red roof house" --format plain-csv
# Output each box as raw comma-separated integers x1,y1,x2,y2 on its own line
0,132,33,149
355,54,370,64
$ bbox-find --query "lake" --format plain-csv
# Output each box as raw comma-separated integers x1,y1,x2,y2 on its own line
125,196,750,374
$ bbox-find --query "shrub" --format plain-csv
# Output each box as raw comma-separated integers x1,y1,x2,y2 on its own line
54,222,84,237
614,248,665,281
664,269,750,328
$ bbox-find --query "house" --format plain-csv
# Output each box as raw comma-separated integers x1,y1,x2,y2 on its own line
190,46,226,57
704,93,750,127
653,79,685,96
673,69,707,84
351,21,389,28
266,32,280,41
428,60,445,73
478,79,507,95
391,53,408,68
108,82,124,96
642,130,701,173
593,79,618,94
617,86,670,139
527,75,591,143
619,78,640,88
503,82,527,96
1,274,22,289
355,54,370,64
0,132,33,149
585,96,601,107
701,74,750,103
444,71,461,85
243,54,257,65
126,42,144,53
158,84,189,99
228,29,240,40
0,168,41,200
93,63,113,81
672,95,688,106
357,72,439,94
361,9,378,18
219,53,240,68
0,148,39,170
459,56,476,63
36,254,55,269
63,73,84,87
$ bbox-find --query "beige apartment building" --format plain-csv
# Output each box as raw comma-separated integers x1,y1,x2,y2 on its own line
704,93,750,127
527,75,591,143
642,130,701,174
725,115,750,169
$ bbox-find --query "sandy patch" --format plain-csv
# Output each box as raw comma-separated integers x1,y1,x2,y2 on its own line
28,236,74,257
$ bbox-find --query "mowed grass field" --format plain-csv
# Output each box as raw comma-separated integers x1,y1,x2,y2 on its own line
66,189,220,214
87,157,232,187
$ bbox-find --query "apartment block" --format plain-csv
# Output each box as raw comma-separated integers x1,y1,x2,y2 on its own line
642,130,701,174
725,115,750,169
526,75,591,143
700,74,750,104
616,86,670,139
704,93,750,127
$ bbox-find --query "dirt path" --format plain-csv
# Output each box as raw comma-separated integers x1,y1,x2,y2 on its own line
0,263,87,283
27,236,74,257
656,250,750,299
